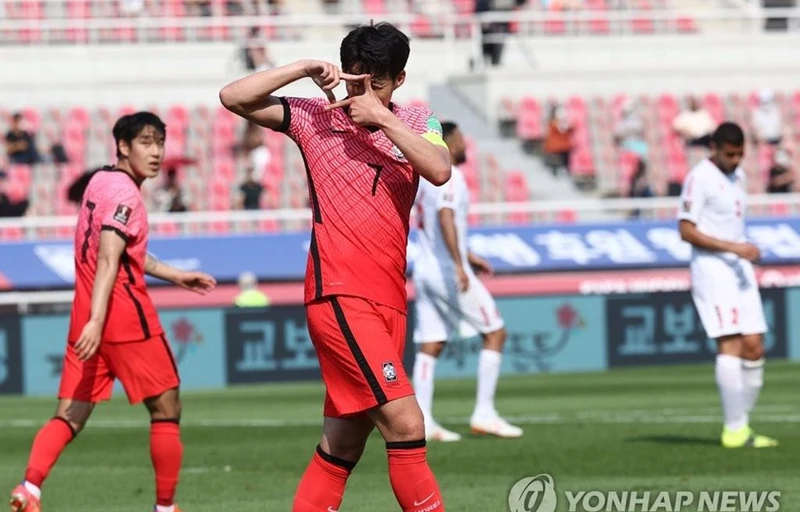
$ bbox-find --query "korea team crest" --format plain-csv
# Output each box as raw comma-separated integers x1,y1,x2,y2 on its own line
382,361,398,383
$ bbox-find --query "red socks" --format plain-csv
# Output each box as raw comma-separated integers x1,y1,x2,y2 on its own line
292,445,354,512
150,420,183,507
387,440,444,512
24,417,76,487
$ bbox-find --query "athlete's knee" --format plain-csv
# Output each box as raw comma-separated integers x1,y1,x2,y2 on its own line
420,342,446,358
741,334,765,361
317,425,371,465
55,399,93,432
315,444,359,472
370,397,425,442
322,437,368,464
144,387,181,421
484,327,507,351
716,334,743,356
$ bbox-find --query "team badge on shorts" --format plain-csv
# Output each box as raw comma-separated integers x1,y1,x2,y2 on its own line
113,204,132,225
382,361,398,383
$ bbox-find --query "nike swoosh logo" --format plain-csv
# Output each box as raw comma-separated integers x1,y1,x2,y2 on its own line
327,508,339,512
413,492,436,507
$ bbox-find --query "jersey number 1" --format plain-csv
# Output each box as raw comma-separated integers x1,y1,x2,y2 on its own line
368,163,383,196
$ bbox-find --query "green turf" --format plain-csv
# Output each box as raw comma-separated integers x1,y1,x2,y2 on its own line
1,361,798,511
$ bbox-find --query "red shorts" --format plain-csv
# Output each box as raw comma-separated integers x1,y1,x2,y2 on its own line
58,334,180,405
307,295,414,417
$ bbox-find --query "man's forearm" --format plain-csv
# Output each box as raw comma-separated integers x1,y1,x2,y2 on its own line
377,112,450,186
89,258,119,324
439,214,463,267
219,61,306,117
680,221,738,253
145,254,181,283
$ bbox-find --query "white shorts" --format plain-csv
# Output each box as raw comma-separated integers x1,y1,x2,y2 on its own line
413,270,505,343
690,256,767,340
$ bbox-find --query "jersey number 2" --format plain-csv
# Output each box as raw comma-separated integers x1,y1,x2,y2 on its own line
368,163,383,196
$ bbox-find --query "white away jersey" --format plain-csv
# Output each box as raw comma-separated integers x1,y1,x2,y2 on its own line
677,158,747,262
414,166,470,272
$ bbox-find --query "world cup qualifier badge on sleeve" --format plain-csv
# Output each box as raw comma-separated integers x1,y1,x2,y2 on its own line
113,204,132,225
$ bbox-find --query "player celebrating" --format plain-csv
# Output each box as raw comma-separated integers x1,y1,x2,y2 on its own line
678,122,777,449
220,22,450,512
411,121,522,442
9,112,217,512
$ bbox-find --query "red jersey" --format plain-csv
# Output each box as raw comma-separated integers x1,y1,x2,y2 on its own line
277,97,444,313
68,168,163,343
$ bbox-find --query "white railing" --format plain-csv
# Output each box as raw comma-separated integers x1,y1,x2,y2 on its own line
1,7,799,45
2,194,800,241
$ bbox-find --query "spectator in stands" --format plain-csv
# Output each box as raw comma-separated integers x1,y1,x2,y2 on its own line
5,113,41,165
672,97,716,148
242,121,271,180
234,271,270,308
243,27,275,72
542,0,582,9
153,168,190,213
751,88,783,146
120,0,145,16
237,166,264,210
475,0,521,67
0,170,29,218
767,147,794,193
614,99,648,159
185,0,212,16
627,158,655,219
543,104,574,177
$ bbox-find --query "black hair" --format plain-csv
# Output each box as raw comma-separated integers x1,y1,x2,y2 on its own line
711,122,745,147
112,111,166,158
340,22,410,80
441,121,458,140
12,113,22,122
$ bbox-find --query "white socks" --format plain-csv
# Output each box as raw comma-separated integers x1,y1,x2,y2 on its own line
23,481,41,500
474,349,502,419
413,352,438,426
715,354,748,431
742,358,765,416
155,506,175,512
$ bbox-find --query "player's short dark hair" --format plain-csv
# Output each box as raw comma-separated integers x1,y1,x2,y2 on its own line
441,121,459,140
112,111,166,158
340,22,410,80
711,122,745,147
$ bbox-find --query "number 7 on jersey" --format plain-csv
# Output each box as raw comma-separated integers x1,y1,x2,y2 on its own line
368,163,383,196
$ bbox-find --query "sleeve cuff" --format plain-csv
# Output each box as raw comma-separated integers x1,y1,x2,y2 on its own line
101,225,129,242
277,97,291,133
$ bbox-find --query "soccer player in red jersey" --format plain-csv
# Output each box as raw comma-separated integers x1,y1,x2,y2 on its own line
220,22,451,512
9,112,216,512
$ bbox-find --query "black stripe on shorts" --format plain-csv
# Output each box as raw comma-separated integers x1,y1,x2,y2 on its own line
330,297,387,406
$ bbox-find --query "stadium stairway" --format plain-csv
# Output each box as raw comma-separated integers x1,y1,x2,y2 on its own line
429,83,586,202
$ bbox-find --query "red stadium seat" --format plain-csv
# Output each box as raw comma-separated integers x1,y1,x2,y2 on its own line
517,97,543,141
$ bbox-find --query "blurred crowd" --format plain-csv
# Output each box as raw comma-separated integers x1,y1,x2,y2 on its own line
540,87,796,208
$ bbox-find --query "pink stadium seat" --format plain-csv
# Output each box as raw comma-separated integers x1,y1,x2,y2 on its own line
153,221,180,236
588,17,610,35
0,227,24,241
631,16,655,33
570,147,595,176
517,97,543,141
363,0,385,15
